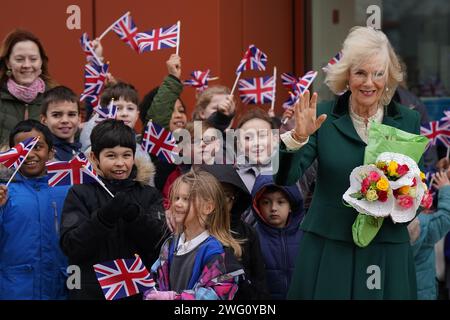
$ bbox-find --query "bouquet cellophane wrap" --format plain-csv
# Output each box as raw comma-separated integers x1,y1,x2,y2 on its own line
352,122,429,247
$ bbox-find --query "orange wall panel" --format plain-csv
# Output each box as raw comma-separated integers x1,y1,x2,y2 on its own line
1,0,304,123
0,0,93,94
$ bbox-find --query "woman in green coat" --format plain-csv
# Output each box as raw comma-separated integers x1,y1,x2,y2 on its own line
0,29,55,145
274,26,420,299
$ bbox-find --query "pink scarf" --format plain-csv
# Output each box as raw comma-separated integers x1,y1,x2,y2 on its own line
7,77,46,103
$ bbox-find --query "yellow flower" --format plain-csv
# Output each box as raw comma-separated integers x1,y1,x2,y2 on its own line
376,178,389,191
366,189,379,201
420,172,426,181
397,185,410,195
387,161,399,177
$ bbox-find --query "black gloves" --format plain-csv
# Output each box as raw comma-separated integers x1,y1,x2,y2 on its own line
97,192,141,227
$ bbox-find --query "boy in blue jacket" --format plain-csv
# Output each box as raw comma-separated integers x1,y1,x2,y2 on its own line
251,175,304,299
409,168,450,299
0,120,70,299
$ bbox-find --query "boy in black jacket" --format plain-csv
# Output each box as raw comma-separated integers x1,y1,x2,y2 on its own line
60,119,166,300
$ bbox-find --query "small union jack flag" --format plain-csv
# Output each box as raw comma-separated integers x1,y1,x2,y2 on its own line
281,73,300,90
93,99,117,123
283,71,318,106
135,23,179,53
420,120,450,149
0,137,39,170
94,255,155,300
322,51,342,72
238,76,275,105
236,45,267,74
441,110,450,126
183,70,211,92
80,33,93,60
80,62,109,108
46,153,98,187
112,13,139,52
141,121,177,163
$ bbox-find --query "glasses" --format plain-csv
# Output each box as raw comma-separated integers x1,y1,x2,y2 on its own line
351,69,385,83
193,136,217,145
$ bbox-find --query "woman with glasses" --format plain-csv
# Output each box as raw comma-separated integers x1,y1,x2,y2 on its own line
275,26,421,299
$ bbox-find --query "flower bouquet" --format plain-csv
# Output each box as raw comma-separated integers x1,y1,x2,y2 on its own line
343,166,393,217
346,122,429,248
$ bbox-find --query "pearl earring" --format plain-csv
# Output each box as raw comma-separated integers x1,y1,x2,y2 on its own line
6,69,12,77
386,87,389,92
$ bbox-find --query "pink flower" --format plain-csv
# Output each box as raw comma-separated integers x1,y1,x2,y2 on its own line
368,171,380,183
421,191,433,209
397,164,409,177
361,178,370,194
397,195,414,209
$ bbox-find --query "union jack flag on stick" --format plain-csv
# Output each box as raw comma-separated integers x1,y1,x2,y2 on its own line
238,75,275,105
135,21,180,54
141,121,177,163
46,153,113,197
94,255,155,300
231,45,268,95
110,12,140,53
183,70,219,92
80,33,104,66
80,62,110,108
322,51,342,72
420,120,450,149
93,98,117,123
0,136,39,187
281,71,318,124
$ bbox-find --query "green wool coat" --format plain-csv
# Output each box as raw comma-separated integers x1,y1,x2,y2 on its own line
0,85,45,145
274,92,420,299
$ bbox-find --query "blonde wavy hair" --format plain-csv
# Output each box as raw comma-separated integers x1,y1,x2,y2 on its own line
169,169,242,258
325,26,403,106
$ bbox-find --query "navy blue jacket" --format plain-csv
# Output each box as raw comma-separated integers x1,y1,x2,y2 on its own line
52,135,81,161
251,175,304,299
0,174,70,299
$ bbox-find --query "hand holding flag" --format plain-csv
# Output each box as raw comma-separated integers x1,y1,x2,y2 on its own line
0,136,40,187
94,254,155,300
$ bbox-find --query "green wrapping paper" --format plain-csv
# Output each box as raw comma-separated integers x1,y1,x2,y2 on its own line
352,122,429,248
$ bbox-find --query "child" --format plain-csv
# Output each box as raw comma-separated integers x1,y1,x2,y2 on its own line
60,119,166,300
144,169,244,300
40,86,82,161
142,54,187,133
251,175,304,299
80,82,156,186
0,120,70,299
235,108,279,193
200,164,270,299
192,85,236,132
409,167,450,299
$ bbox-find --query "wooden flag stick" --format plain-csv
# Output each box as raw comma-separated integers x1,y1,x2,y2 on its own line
270,66,277,111
98,11,130,41
6,137,40,187
230,72,241,96
86,41,104,67
82,165,115,198
175,20,181,56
